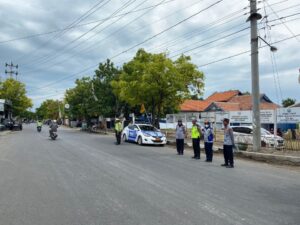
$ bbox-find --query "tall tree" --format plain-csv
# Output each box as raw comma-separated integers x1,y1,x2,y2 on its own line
0,78,32,116
111,49,204,127
36,99,63,119
282,98,296,107
92,59,121,117
64,77,97,120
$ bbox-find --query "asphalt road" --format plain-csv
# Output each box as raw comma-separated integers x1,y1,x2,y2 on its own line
0,124,299,225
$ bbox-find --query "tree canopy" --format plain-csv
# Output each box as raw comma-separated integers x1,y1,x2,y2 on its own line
282,98,296,108
0,78,32,116
36,99,63,120
111,49,204,126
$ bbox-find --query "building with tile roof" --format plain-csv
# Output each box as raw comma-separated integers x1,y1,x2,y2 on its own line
179,90,279,112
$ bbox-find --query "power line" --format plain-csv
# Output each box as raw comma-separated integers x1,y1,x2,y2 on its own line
27,0,224,93
22,0,140,72
265,1,300,42
23,0,203,75
15,0,112,63
197,33,300,68
110,0,225,60
0,0,177,45
28,33,300,100
23,0,168,74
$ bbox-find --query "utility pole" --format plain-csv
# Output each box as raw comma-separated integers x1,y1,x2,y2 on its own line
248,0,262,151
5,62,19,80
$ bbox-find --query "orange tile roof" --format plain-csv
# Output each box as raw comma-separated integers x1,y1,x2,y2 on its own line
180,100,211,112
214,102,241,111
229,95,279,110
206,90,240,102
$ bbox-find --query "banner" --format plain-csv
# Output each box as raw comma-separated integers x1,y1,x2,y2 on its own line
229,111,252,123
277,108,300,123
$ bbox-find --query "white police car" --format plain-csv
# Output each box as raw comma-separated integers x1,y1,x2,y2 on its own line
122,124,167,146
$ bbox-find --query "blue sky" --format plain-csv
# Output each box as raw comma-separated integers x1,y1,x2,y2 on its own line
0,0,299,109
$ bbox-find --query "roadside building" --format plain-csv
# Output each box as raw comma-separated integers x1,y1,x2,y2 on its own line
0,99,12,125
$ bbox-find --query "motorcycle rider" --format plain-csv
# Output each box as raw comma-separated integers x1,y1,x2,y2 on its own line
37,120,43,129
49,120,58,137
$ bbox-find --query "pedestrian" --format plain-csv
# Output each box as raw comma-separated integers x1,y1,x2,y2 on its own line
204,120,214,162
191,119,202,160
115,118,123,145
175,119,186,155
221,118,235,168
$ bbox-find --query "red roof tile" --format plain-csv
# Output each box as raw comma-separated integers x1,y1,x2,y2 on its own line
206,90,240,102
229,95,279,110
214,102,241,111
180,100,210,112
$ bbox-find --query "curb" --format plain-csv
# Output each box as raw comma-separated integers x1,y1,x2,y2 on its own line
167,140,300,166
236,151,300,166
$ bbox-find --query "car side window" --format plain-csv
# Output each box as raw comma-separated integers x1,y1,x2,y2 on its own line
128,125,134,130
133,125,139,131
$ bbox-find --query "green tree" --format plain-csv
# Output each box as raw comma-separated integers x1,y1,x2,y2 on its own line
111,49,204,127
36,99,63,119
0,78,32,116
64,77,97,120
92,59,121,117
282,98,296,107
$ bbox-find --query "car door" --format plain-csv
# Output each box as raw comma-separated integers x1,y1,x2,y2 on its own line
128,125,139,142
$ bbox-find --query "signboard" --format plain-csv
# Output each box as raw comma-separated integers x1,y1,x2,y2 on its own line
229,111,252,123
215,112,229,123
277,107,300,123
166,114,175,123
260,110,275,124
200,112,215,122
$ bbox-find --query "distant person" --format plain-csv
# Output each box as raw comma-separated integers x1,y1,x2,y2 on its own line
175,119,186,155
114,118,123,145
204,121,214,162
191,119,202,160
49,120,58,137
37,120,43,128
222,118,235,168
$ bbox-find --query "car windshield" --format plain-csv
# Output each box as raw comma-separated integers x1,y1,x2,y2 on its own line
261,128,272,135
139,125,157,131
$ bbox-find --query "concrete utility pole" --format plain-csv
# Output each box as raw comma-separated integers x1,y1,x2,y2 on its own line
5,62,18,80
248,0,262,151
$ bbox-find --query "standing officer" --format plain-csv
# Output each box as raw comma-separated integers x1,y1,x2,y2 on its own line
204,120,214,162
175,119,186,155
191,119,202,160
222,118,235,168
115,118,123,145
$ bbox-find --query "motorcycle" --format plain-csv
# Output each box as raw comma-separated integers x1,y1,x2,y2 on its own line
37,126,42,132
50,131,58,140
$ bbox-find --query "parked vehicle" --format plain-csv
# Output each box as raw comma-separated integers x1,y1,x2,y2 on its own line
122,124,167,146
232,126,284,149
0,124,5,131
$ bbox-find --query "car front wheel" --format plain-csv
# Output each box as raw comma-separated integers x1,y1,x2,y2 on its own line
122,134,127,142
137,136,143,145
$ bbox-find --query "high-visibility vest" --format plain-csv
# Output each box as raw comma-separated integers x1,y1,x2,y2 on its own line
115,122,122,132
191,125,200,139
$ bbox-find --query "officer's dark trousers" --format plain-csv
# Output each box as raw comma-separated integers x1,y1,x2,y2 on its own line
116,132,121,145
192,138,200,159
205,142,213,161
223,145,234,165
176,139,184,155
